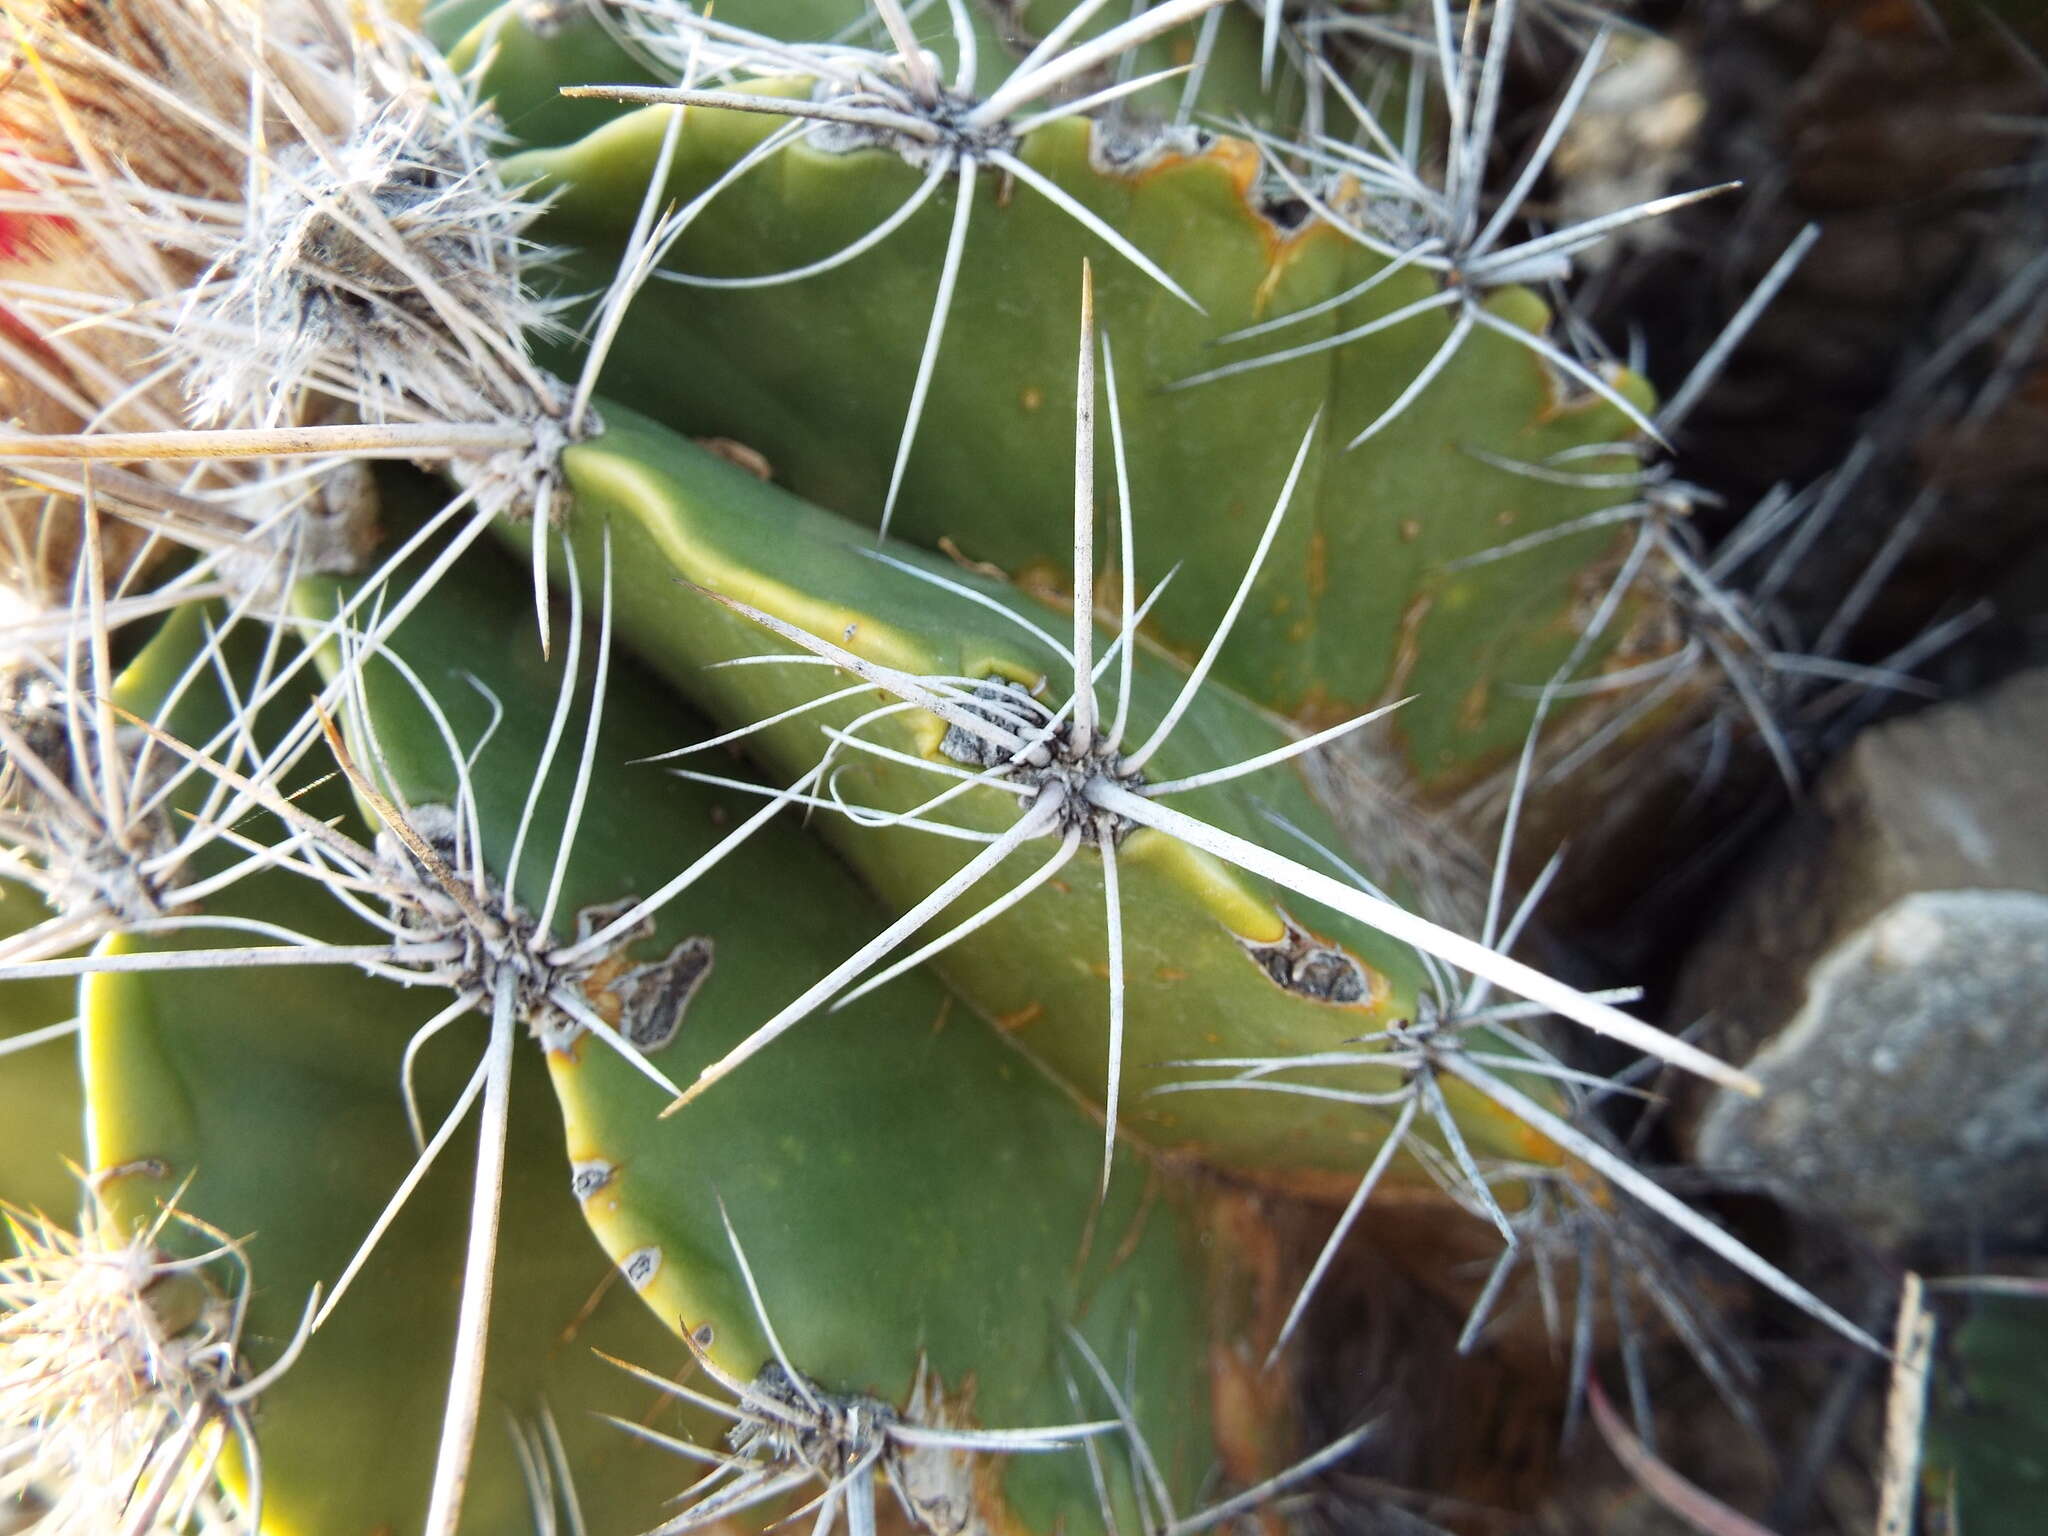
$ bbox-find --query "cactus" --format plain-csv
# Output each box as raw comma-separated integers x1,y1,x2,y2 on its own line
0,885,79,1217
495,25,1679,767
0,0,1958,1531
1925,1289,2048,1536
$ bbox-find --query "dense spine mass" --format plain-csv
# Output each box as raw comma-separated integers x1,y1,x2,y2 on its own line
0,1,1955,1532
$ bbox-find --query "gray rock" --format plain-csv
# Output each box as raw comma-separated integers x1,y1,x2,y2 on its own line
1674,668,2048,1248
1675,666,2048,1073
1697,891,2048,1249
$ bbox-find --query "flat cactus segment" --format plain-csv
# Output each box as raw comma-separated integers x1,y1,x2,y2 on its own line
450,0,1295,152
1002,0,1300,125
506,105,1665,785
422,0,509,50
76,613,686,1534
450,0,996,152
0,879,82,1218
85,902,689,1534
304,510,1219,1534
1927,1293,2048,1536
85,890,691,1534
446,0,660,148
535,403,1576,1187
1,600,220,1222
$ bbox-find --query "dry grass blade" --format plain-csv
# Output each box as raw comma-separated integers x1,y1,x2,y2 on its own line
1922,1274,2048,1299
1587,1375,1780,1536
1876,1274,1936,1536
0,424,532,461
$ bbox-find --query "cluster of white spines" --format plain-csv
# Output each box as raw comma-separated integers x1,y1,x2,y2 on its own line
0,1193,274,1535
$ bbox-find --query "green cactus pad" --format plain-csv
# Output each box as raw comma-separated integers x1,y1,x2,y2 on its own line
3,603,241,1223
296,503,1226,1533
443,0,655,148
0,879,83,1219
506,102,1665,790
86,911,693,1534
521,403,1575,1191
451,0,1299,153
1927,1294,2048,1536
1003,0,1299,123
79,610,689,1534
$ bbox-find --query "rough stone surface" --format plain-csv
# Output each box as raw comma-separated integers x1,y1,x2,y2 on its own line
1674,667,2048,1072
1674,668,2048,1248
1697,890,2048,1249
